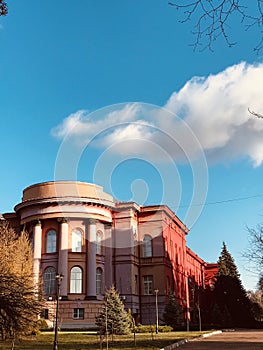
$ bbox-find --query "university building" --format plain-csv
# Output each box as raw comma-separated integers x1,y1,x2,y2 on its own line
3,181,217,329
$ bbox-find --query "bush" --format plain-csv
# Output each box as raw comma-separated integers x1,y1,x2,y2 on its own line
135,325,173,333
158,325,173,333
135,325,155,333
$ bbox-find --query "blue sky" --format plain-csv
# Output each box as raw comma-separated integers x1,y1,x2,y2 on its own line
1,1,263,290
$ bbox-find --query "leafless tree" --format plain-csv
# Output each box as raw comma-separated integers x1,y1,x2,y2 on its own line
0,0,7,16
243,225,263,278
169,0,263,52
247,289,263,321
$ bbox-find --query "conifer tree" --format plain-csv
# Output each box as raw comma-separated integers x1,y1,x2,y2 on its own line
95,285,131,335
212,242,254,327
217,242,240,278
163,293,183,329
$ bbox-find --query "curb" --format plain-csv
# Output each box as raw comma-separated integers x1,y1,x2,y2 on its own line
198,330,223,338
160,330,223,350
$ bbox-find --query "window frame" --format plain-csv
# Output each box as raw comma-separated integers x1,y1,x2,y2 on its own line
73,308,84,319
96,230,103,255
72,229,83,253
143,275,153,295
142,235,152,257
43,266,56,295
46,229,57,253
70,266,83,294
96,267,103,295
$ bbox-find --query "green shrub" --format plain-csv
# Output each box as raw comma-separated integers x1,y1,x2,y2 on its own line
158,325,173,333
135,325,155,333
135,324,173,333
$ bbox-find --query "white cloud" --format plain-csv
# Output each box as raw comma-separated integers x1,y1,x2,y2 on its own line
52,61,263,166
51,104,147,142
51,110,86,139
165,61,263,165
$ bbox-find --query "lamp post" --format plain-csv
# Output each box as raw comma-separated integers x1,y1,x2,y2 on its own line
154,289,159,334
53,273,63,350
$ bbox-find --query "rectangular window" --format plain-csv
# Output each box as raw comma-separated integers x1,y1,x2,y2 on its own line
41,309,49,320
73,308,84,319
46,230,57,253
143,275,153,295
96,268,102,295
44,309,49,319
72,229,82,252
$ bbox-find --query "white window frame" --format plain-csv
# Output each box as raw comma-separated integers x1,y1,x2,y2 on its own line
70,266,82,294
142,235,152,257
72,229,82,252
143,275,153,295
73,308,84,319
43,266,56,295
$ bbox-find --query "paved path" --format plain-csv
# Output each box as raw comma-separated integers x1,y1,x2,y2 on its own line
180,330,263,349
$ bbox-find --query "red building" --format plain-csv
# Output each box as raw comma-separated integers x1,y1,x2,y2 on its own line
3,181,217,328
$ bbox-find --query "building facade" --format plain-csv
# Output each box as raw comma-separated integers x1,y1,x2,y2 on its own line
3,181,216,329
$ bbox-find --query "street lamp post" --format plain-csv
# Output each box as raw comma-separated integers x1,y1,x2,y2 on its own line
154,289,159,334
53,273,64,350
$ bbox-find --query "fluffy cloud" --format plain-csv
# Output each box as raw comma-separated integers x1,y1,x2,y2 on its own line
52,61,263,166
165,61,263,165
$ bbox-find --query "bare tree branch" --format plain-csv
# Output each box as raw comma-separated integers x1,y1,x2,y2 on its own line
243,225,263,279
0,0,7,16
169,0,263,52
248,107,263,119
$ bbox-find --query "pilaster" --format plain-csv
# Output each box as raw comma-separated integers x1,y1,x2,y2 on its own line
58,218,69,298
33,220,42,287
86,219,97,299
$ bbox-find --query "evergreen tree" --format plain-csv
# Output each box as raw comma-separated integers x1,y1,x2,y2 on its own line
210,303,232,327
217,242,240,278
163,293,183,329
212,242,254,327
95,286,131,335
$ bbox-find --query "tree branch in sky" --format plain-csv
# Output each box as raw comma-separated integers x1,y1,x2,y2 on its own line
169,0,263,52
248,108,263,119
0,0,8,16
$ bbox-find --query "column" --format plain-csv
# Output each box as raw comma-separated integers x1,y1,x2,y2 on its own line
58,218,68,299
33,220,42,287
104,223,113,289
86,219,97,299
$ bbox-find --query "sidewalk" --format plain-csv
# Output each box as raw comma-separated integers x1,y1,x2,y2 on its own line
180,330,263,349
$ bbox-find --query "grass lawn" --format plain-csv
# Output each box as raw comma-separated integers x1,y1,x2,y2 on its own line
0,331,210,350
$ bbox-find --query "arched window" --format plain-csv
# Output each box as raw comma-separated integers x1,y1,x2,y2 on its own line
46,230,57,253
43,266,56,295
72,229,82,252
142,235,152,257
96,231,102,255
96,267,103,295
70,266,82,294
